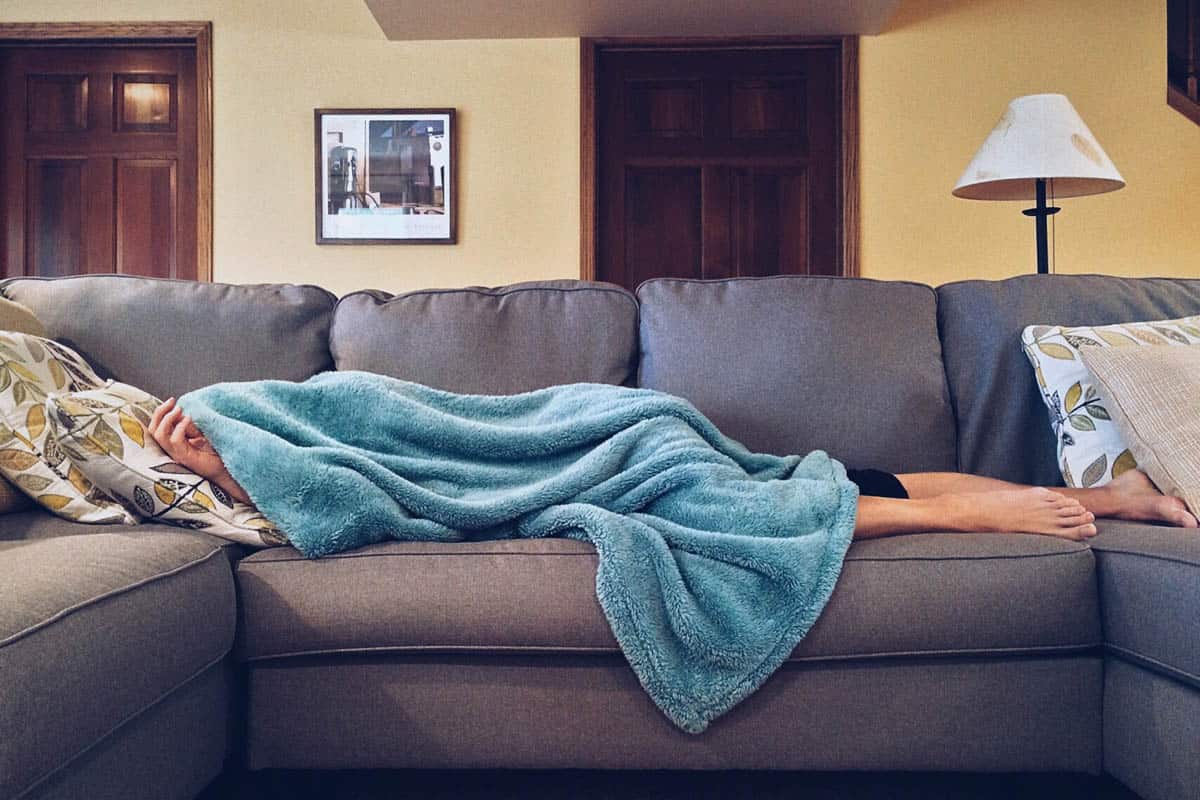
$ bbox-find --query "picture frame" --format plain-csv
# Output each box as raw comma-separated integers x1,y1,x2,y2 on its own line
314,108,456,244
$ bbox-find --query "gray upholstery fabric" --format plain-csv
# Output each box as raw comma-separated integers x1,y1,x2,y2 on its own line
236,533,1098,663
1104,658,1200,800
936,274,1200,484
0,510,247,565
0,275,336,398
1091,520,1200,687
244,655,1101,772
636,276,956,471
0,532,236,800
23,660,232,800
330,281,639,394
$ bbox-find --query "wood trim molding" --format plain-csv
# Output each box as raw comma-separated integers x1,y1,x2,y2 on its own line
840,35,860,278
0,20,214,281
579,38,598,281
579,36,860,280
1168,84,1200,127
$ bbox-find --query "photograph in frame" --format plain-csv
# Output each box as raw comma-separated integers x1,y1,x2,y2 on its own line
315,108,455,244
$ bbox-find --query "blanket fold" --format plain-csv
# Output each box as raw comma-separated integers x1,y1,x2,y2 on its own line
180,372,858,733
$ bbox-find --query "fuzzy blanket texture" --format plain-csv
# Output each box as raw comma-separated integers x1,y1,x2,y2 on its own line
180,372,859,733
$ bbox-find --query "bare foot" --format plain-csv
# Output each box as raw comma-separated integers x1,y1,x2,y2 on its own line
945,487,1098,540
1098,470,1199,528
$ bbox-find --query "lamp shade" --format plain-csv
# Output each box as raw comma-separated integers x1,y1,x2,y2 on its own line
953,94,1124,201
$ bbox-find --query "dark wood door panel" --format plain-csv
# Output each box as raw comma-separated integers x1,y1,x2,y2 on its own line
623,167,703,281
594,41,845,289
2,42,197,279
25,158,84,277
116,159,176,277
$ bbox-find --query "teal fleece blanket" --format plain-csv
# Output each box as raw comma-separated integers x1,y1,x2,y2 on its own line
180,371,858,733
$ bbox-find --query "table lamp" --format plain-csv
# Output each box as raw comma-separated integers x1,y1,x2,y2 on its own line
952,94,1125,274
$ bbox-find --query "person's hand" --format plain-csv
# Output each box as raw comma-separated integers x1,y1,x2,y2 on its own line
148,398,229,485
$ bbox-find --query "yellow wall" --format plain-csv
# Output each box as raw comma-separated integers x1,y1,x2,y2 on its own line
3,0,1198,291
859,0,1200,283
0,1,581,296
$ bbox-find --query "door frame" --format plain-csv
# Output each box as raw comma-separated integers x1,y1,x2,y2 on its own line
580,36,859,280
0,21,213,280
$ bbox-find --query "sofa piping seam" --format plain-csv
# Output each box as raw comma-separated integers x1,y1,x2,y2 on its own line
1103,643,1200,688
241,641,1100,665
1090,545,1200,569
0,545,226,650
239,547,1089,566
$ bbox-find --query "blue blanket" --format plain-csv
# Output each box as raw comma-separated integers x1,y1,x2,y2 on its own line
180,372,858,733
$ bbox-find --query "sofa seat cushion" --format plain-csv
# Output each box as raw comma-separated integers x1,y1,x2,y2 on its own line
1091,520,1200,687
0,531,236,799
636,276,957,473
331,281,639,394
236,532,1099,663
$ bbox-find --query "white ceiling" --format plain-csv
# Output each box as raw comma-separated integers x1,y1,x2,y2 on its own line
363,0,905,40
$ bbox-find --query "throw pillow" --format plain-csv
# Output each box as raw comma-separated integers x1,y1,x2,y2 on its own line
46,381,288,547
1021,315,1200,488
1081,345,1200,516
0,330,134,522
0,296,46,512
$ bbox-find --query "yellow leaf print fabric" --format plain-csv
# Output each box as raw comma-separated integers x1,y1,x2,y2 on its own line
46,381,287,548
0,332,133,523
1021,315,1200,488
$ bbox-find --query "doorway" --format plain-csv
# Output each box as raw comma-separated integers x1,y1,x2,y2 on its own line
0,22,212,281
581,37,858,290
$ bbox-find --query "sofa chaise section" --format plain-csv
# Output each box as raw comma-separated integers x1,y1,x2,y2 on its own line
0,526,235,800
937,275,1200,800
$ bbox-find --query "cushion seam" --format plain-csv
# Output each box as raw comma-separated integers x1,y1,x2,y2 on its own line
10,651,229,800
1104,643,1200,689
239,547,1089,567
0,545,226,649
1090,545,1200,569
242,641,1101,665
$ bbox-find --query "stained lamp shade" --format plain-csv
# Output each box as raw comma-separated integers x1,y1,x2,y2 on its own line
953,94,1125,201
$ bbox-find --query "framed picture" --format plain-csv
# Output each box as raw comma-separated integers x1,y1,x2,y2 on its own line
315,108,456,244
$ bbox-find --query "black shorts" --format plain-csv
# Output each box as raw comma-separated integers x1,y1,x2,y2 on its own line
846,468,909,499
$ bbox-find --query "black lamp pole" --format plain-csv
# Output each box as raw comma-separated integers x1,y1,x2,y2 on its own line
1021,178,1060,275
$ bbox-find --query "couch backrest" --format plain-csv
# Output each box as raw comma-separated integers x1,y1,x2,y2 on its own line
937,274,1200,486
0,275,336,398
330,281,639,394
636,276,958,472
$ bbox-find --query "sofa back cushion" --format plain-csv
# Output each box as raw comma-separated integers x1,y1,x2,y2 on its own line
0,275,336,398
937,274,1200,485
636,276,957,472
331,281,639,394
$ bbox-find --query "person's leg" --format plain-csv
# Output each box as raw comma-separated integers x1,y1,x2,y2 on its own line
854,490,1098,541
895,470,1198,528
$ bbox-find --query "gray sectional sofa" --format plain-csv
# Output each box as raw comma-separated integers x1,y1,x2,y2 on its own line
1,273,1197,800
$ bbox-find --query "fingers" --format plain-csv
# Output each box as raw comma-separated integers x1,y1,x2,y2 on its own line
169,413,191,448
149,397,175,438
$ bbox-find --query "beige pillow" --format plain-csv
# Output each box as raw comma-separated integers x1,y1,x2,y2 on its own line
1022,315,1200,487
0,296,46,512
1081,345,1200,516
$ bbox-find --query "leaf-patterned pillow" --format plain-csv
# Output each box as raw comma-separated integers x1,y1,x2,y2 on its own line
45,381,288,548
1021,315,1200,487
0,331,133,522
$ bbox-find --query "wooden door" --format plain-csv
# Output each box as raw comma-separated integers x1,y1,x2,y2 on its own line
1,44,198,279
591,42,850,290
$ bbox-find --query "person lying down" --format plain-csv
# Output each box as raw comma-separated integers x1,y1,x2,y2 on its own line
151,371,1196,734
151,384,1198,546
